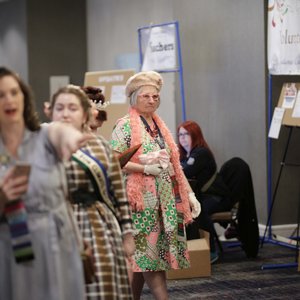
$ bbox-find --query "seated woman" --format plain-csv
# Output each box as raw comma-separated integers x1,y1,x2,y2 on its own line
177,120,259,262
177,121,231,263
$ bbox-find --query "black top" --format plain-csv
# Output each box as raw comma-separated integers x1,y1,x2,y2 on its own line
180,147,216,190
180,146,230,198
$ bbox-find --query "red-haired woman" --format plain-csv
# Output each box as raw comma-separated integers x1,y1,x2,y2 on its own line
177,120,232,263
177,120,259,261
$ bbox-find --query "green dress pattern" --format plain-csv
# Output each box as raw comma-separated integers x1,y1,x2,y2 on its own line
111,115,190,272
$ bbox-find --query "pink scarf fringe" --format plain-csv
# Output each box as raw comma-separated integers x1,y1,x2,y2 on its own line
127,107,192,224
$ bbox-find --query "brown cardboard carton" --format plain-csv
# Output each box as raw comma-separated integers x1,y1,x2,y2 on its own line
167,230,211,279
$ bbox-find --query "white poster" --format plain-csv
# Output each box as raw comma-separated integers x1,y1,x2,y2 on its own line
292,91,300,118
141,24,176,71
110,85,126,104
268,0,300,74
268,107,285,139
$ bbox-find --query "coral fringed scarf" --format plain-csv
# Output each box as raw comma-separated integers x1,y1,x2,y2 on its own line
127,107,192,225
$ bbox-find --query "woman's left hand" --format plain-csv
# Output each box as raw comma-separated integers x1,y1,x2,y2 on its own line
122,233,136,258
188,192,201,218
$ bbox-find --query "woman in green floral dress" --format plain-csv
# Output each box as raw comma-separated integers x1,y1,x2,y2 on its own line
111,71,201,300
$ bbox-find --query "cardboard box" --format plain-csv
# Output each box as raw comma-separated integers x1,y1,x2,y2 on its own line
167,230,211,279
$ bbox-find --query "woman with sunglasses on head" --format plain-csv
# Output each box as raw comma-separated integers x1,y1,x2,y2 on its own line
49,85,135,300
111,71,200,300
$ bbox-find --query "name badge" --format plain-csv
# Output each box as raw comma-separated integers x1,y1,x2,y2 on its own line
187,157,195,165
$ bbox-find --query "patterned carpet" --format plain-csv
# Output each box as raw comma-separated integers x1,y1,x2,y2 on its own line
141,241,300,299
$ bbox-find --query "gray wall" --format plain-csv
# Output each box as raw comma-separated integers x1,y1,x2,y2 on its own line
0,0,87,119
86,0,269,224
27,0,87,118
0,0,28,81
87,0,178,136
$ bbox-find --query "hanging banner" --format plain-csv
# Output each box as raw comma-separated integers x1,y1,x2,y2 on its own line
268,0,300,75
141,24,176,71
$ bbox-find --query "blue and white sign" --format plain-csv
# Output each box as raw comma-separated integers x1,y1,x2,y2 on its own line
140,24,176,71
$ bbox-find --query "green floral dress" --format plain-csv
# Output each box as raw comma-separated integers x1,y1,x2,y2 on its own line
111,115,189,272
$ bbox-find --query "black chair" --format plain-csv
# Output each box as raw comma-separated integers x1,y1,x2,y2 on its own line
218,157,259,258
188,157,259,258
210,203,239,253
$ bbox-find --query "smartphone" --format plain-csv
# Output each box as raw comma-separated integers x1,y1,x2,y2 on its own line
12,162,31,178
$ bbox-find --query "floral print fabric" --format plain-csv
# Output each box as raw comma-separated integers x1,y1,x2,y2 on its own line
111,115,189,272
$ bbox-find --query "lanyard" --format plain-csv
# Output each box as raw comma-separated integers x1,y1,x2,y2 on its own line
140,116,165,149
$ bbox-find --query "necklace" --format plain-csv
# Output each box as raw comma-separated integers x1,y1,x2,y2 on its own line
140,116,165,149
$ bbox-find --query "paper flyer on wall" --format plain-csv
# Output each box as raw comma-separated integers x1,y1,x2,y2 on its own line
268,107,285,139
282,83,297,109
291,91,300,118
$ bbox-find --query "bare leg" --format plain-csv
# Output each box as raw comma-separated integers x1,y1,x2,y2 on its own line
143,271,168,300
132,272,145,300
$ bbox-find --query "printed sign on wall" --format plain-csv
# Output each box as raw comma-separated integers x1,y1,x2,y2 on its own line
268,0,300,74
141,24,176,71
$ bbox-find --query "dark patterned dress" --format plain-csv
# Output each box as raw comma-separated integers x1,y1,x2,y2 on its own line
65,135,133,300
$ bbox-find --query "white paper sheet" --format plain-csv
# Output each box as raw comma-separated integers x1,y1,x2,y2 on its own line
291,91,300,118
268,107,285,139
110,85,126,104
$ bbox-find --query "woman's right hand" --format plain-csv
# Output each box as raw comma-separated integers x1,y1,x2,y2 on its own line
0,167,29,213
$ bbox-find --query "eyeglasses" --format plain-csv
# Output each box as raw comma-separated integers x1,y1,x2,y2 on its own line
138,94,160,101
177,132,190,137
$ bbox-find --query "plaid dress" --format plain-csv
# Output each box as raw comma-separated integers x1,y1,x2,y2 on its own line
65,136,133,300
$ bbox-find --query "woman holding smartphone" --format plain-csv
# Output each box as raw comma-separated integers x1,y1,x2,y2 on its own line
0,67,88,300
